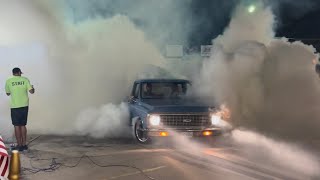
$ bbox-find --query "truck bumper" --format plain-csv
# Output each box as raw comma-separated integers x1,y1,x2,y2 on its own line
146,127,223,137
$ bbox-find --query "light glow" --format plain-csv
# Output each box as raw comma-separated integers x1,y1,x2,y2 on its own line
248,5,256,13
160,131,168,136
211,115,222,125
149,115,161,126
202,131,213,136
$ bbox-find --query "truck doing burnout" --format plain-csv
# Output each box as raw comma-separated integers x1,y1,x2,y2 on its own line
127,79,231,143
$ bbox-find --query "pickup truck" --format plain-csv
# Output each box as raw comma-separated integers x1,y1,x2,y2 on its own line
127,79,231,143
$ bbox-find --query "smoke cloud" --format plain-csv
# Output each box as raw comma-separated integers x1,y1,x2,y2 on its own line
0,0,177,139
0,0,262,139
192,3,320,177
65,0,193,48
75,102,130,138
196,3,320,140
232,129,320,177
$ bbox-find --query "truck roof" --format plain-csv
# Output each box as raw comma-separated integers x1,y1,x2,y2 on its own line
134,79,190,83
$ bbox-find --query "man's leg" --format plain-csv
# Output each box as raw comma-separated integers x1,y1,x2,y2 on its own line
21,126,27,146
14,126,22,147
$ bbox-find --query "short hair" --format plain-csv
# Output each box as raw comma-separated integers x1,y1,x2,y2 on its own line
12,67,22,74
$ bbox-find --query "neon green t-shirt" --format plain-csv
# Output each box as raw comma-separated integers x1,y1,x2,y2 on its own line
5,76,33,108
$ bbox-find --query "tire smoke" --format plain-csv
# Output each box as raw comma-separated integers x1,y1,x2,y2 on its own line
192,3,320,177
0,0,166,138
196,3,320,141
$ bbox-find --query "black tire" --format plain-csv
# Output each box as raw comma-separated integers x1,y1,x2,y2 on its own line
134,120,151,144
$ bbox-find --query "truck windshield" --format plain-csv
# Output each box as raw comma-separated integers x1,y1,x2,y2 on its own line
141,82,189,99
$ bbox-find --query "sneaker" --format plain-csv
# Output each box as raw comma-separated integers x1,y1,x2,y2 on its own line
18,146,24,152
23,145,28,150
10,145,19,151
10,144,19,151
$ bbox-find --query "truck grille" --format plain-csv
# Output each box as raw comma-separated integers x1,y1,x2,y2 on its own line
160,114,210,127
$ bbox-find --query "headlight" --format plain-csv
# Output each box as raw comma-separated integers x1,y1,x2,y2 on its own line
210,105,231,126
211,114,222,126
149,115,160,126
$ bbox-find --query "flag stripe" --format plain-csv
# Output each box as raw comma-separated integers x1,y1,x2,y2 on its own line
0,145,8,157
0,157,9,177
0,156,5,176
0,156,4,176
0,136,9,178
0,147,8,156
0,145,6,152
0,153,7,158
0,156,3,166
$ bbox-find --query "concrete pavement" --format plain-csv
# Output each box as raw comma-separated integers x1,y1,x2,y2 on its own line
7,135,319,180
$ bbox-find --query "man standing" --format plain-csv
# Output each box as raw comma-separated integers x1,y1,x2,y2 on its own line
5,68,34,151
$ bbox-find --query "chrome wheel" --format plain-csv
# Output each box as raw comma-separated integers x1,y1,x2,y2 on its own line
134,120,149,143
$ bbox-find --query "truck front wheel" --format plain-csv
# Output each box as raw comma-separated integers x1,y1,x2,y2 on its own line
134,120,151,144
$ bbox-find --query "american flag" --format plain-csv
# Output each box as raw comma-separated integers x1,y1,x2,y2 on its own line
0,136,9,178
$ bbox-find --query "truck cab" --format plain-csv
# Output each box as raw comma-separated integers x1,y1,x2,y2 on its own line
127,79,230,143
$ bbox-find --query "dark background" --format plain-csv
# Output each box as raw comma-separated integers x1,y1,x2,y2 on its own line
189,0,320,52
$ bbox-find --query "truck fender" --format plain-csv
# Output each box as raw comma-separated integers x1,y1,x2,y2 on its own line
131,116,140,127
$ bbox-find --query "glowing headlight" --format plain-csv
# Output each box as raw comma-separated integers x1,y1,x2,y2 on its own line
149,115,160,126
211,114,222,126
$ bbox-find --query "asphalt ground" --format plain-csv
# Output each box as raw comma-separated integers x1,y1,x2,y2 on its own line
5,135,320,180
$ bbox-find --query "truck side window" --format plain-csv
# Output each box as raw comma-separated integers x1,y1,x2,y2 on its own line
133,83,140,98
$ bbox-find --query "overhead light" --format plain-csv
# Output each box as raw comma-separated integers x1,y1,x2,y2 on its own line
248,5,256,13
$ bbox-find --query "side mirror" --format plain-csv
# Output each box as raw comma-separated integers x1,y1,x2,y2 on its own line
128,96,136,103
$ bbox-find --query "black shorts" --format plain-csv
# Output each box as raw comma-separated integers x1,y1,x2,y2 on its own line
11,106,29,126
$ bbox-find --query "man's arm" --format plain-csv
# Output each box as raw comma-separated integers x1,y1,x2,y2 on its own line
5,80,10,96
26,79,35,94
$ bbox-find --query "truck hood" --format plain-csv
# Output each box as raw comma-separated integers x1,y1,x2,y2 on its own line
140,98,214,113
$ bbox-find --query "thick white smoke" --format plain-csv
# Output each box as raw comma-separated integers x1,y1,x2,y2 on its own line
66,0,193,48
196,3,320,140
0,0,62,140
232,129,320,177
193,2,320,177
75,102,130,138
0,0,171,139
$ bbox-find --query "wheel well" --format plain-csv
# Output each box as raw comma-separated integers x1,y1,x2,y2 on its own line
131,116,140,126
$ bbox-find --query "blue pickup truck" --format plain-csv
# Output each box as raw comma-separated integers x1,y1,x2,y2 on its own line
127,79,231,143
